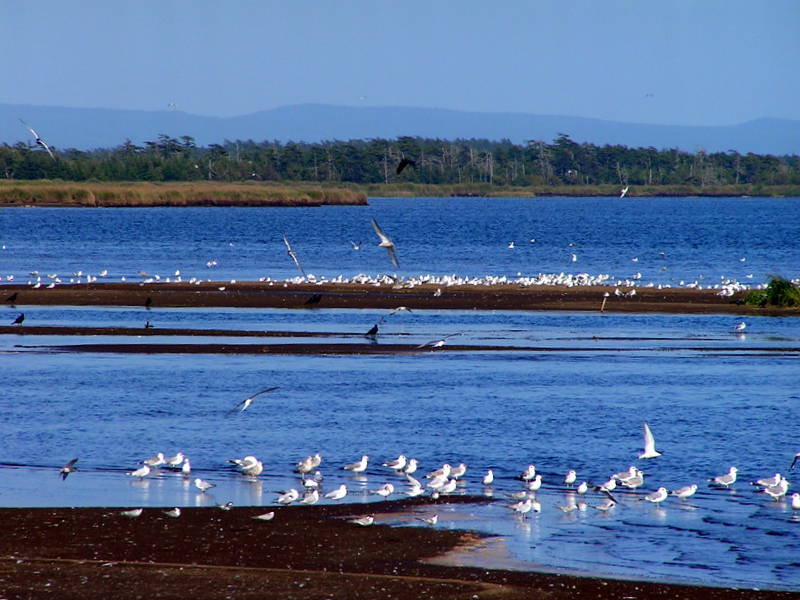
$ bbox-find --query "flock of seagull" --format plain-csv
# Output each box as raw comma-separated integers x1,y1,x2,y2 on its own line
54,421,800,525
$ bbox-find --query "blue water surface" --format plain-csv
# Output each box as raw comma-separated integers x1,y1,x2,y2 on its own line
1,197,799,590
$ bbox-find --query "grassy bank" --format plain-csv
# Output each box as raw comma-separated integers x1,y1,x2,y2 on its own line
0,181,796,207
0,181,367,207
355,182,800,198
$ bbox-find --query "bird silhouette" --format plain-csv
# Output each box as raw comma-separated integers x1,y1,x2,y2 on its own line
227,386,280,415
19,119,56,160
304,294,322,306
396,158,416,174
365,323,379,338
60,458,78,481
5,292,18,303
12,313,24,325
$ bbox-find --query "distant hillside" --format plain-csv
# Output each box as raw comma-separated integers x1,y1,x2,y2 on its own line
1,103,797,155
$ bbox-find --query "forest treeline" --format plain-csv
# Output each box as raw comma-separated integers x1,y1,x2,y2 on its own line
2,133,799,189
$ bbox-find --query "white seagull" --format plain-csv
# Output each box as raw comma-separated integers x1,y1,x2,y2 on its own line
639,423,662,459
60,458,78,480
709,466,738,487
671,484,698,500
383,455,407,471
350,515,375,526
252,511,276,521
564,469,577,486
227,386,279,415
644,487,669,504
343,455,369,473
282,234,306,277
142,452,166,467
791,493,800,510
163,507,181,518
299,489,320,505
127,465,151,479
325,484,348,501
370,217,400,268
120,508,143,518
482,469,494,486
19,119,56,160
194,477,216,492
620,186,629,198
374,483,395,498
733,321,747,332
276,489,300,505
165,453,185,468
417,514,439,525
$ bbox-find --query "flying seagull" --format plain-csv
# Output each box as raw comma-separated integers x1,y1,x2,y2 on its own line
638,423,662,459
620,186,629,198
19,119,56,160
396,158,416,174
60,458,78,480
370,218,399,268
227,386,279,415
282,234,306,277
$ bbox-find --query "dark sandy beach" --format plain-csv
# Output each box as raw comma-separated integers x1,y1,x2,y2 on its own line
1,280,795,315
0,499,793,600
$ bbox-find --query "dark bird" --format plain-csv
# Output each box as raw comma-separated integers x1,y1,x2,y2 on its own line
370,218,399,268
60,458,78,480
365,323,379,338
227,386,280,415
282,234,306,277
304,294,322,306
145,296,153,309
144,320,154,329
790,452,800,471
19,119,56,160
5,292,18,303
396,158,416,174
12,313,24,325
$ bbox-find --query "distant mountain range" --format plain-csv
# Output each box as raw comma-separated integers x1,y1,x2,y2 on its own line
1,103,797,155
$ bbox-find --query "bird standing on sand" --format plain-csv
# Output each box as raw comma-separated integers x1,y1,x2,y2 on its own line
370,218,400,268
19,119,56,160
227,386,279,415
282,234,306,277
60,458,78,480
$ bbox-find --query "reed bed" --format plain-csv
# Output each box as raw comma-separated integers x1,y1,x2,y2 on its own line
0,181,367,207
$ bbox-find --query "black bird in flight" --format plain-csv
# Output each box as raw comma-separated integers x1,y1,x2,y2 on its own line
12,313,24,325
60,458,78,480
396,158,416,174
19,119,56,160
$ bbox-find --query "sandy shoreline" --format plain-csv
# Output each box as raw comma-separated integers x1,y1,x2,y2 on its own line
1,280,795,315
0,500,793,600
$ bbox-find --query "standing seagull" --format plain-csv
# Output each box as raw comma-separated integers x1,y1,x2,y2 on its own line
227,386,279,415
60,458,78,481
282,234,306,277
639,423,662,459
19,119,56,160
370,217,399,268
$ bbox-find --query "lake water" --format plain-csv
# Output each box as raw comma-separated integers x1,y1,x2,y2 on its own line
1,197,799,590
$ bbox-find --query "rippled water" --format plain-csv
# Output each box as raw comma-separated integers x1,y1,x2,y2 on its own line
1,198,799,590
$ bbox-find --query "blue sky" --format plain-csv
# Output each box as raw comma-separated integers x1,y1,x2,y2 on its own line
3,1,798,126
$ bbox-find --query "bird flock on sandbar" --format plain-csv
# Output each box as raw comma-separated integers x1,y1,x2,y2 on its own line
53,414,800,525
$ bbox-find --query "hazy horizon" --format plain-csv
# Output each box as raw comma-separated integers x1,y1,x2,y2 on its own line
2,1,797,128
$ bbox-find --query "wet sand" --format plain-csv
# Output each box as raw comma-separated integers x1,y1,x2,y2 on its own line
0,499,792,600
1,280,795,315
